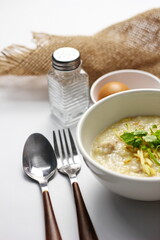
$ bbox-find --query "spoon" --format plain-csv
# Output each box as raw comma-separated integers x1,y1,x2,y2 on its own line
23,133,62,240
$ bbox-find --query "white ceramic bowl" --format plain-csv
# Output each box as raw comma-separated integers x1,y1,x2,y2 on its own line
77,89,160,201
90,69,160,103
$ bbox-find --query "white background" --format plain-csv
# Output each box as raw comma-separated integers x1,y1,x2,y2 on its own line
0,1,160,240
0,0,160,49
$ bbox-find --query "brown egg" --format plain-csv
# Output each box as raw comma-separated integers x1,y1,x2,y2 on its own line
98,81,129,100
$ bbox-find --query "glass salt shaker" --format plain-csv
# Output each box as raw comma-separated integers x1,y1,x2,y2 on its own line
47,47,89,127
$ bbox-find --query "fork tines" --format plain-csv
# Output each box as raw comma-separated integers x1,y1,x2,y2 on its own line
53,129,80,167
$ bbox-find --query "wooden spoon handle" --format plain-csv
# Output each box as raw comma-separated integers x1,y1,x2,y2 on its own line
72,182,99,240
42,191,62,240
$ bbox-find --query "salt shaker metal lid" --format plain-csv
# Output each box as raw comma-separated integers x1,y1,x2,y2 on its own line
52,47,81,71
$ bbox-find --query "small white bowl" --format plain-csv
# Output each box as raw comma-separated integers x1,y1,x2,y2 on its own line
77,89,160,201
90,69,160,103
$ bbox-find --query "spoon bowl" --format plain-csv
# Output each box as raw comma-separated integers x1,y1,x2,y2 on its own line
23,133,57,182
23,133,62,240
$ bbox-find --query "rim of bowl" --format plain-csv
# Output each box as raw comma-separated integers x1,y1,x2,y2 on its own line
77,88,160,182
90,69,160,103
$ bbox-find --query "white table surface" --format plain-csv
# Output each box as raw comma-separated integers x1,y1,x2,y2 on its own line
0,1,160,240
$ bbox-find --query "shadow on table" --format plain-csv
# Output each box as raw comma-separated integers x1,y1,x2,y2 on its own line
92,187,160,240
0,75,49,101
0,88,48,101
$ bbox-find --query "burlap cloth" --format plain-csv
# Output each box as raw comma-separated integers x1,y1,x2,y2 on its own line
0,8,159,87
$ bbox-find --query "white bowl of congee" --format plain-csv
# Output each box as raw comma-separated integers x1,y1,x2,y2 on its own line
76,89,160,201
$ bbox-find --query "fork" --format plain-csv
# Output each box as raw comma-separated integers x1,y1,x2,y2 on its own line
53,128,99,240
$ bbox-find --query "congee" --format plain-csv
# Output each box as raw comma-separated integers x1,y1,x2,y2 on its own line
91,116,160,177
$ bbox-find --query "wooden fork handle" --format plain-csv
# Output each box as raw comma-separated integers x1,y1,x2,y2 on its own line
72,182,99,240
43,191,62,240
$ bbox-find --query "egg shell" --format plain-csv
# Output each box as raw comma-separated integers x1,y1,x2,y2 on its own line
98,81,129,100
